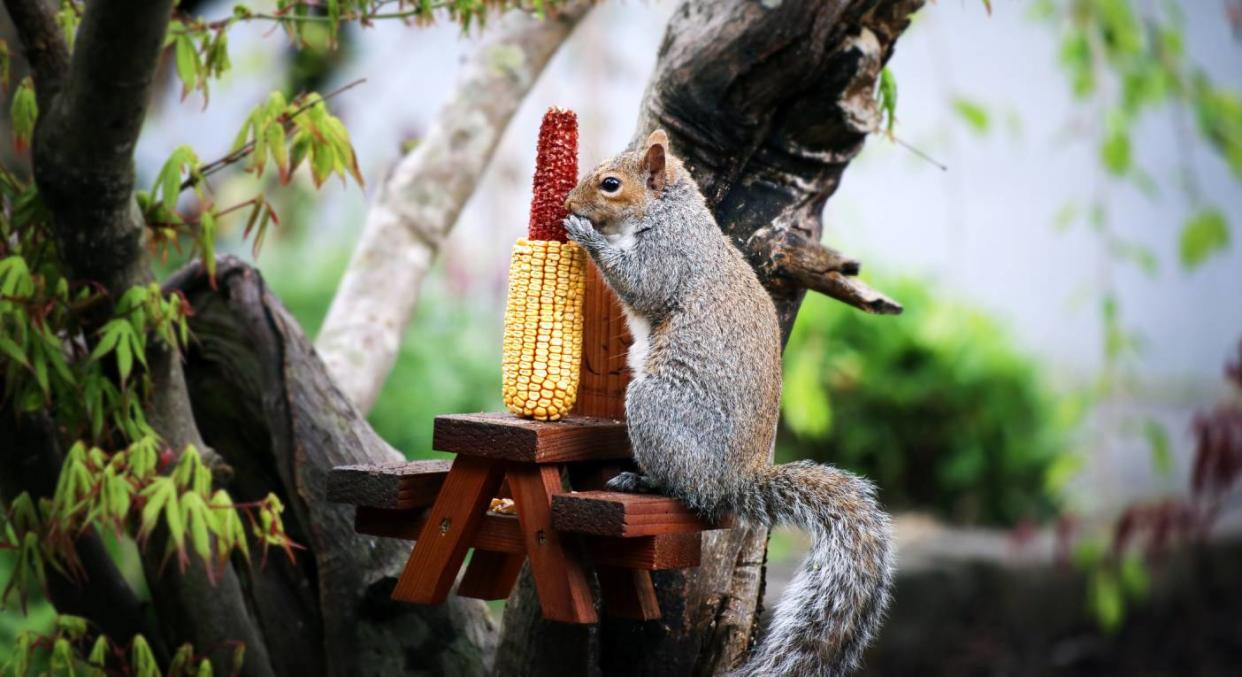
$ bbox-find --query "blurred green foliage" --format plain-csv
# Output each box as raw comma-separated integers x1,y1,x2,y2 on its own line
0,557,54,669
778,278,1079,526
1031,0,1241,271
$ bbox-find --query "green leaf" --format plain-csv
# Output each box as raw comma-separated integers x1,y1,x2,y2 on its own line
1101,133,1131,176
165,488,186,558
1119,553,1150,600
1089,569,1124,633
1191,78,1242,180
207,30,231,78
0,255,34,297
116,328,133,382
90,320,125,362
1179,207,1229,269
51,637,75,677
181,491,212,563
56,614,89,637
174,34,200,99
88,635,110,668
132,635,159,677
10,76,37,152
1141,418,1172,477
200,209,217,282
878,67,897,136
139,478,174,541
952,97,990,135
169,643,194,675
32,345,49,395
55,3,81,51
0,334,29,368
1059,33,1095,98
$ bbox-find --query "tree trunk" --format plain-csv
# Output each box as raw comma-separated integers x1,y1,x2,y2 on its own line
164,257,498,675
494,1,922,674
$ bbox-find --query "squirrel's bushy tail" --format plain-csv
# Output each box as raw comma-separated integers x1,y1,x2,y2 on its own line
731,461,893,677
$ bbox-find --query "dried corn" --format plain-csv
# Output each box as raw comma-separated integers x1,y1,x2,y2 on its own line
502,108,586,421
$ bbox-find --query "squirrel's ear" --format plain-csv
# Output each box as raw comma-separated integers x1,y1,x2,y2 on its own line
642,129,669,192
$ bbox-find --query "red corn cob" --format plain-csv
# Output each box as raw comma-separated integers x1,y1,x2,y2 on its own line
528,107,579,242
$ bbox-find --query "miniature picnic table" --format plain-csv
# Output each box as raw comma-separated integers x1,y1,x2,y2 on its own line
327,411,729,623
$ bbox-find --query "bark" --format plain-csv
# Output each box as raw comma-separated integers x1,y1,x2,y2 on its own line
495,1,922,674
316,1,593,413
166,257,496,676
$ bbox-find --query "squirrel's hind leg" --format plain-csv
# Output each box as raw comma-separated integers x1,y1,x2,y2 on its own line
605,471,661,494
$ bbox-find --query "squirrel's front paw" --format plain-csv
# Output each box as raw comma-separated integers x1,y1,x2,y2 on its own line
562,215,596,244
606,471,660,494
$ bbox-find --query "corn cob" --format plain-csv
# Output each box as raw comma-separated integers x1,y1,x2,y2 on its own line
502,108,586,421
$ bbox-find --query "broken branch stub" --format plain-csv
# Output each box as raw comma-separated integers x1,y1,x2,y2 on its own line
750,225,902,315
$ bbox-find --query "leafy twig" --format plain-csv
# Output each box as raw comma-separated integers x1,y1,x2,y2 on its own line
180,77,367,192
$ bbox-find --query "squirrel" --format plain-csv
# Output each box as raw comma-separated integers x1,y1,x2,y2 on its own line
563,129,894,677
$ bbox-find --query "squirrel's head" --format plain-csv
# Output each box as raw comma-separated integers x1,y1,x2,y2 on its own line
565,129,683,236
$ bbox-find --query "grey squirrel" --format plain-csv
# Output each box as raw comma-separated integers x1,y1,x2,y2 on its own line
563,130,894,677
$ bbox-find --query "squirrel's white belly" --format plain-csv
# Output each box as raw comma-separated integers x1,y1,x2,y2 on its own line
622,307,651,380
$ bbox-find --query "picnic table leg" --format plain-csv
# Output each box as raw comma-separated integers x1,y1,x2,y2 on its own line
508,465,598,624
458,550,526,601
392,455,505,604
596,567,661,621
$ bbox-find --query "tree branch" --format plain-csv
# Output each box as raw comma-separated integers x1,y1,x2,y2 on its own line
316,1,593,413
54,0,173,181
29,0,174,295
1,0,69,110
749,225,902,315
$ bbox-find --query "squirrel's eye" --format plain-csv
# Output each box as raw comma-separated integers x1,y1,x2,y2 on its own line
600,177,622,194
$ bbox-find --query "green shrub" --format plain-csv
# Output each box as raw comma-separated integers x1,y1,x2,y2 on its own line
779,277,1077,526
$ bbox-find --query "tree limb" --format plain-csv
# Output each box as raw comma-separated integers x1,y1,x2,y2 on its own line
635,0,919,330
1,0,68,109
749,225,902,315
28,0,173,295
316,1,593,413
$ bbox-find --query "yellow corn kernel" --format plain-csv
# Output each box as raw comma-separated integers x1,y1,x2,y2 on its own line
502,239,586,421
